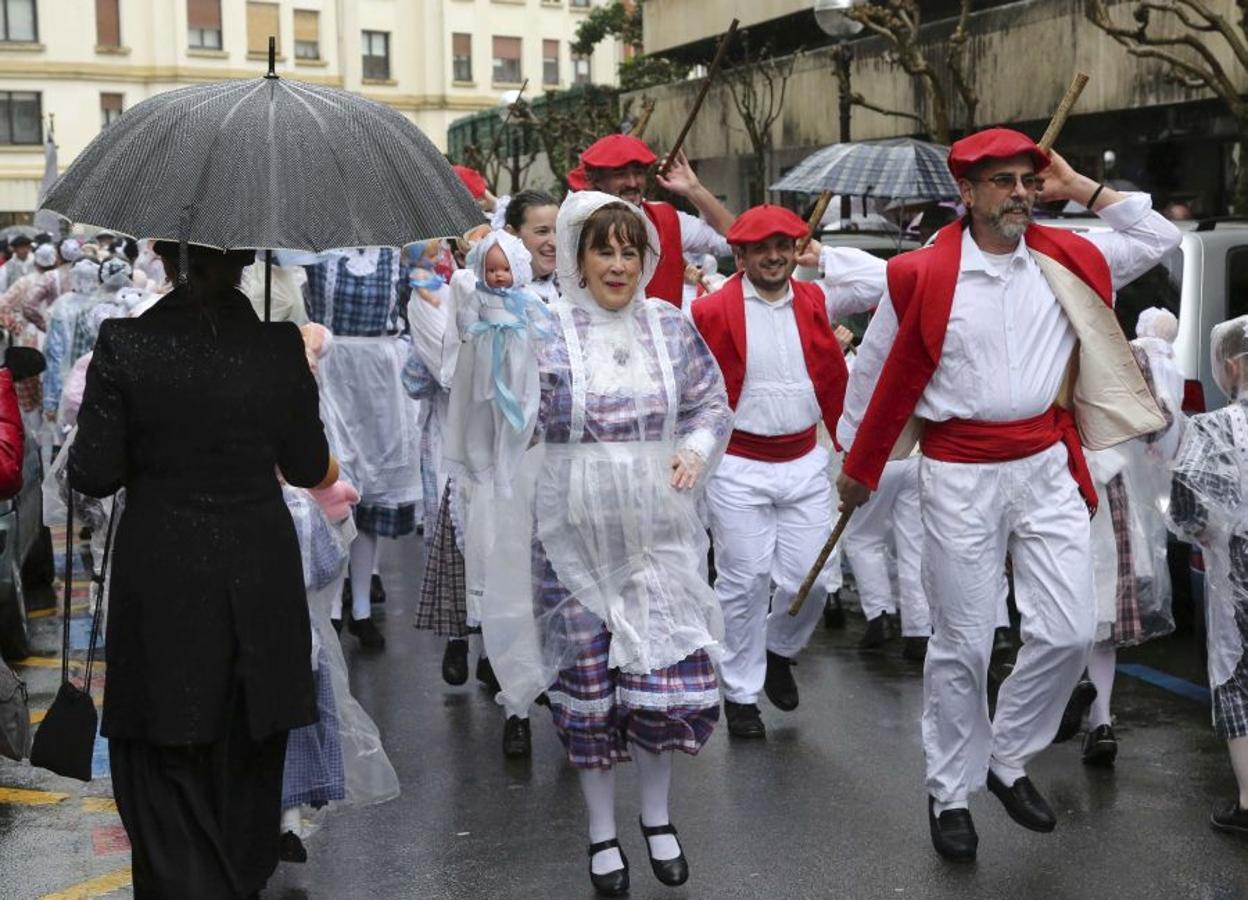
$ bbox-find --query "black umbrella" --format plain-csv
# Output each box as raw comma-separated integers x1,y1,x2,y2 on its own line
38,43,484,317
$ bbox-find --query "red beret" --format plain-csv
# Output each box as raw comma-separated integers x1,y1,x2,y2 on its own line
947,128,1050,180
566,163,590,191
452,164,487,199
580,134,657,170
726,204,809,246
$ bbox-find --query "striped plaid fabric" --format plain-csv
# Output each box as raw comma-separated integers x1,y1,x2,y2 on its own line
414,484,469,638
354,502,416,539
281,657,346,808
303,248,409,337
1106,475,1142,646
1214,605,1248,740
769,138,958,200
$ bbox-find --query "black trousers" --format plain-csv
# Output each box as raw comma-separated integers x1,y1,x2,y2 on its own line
109,697,288,900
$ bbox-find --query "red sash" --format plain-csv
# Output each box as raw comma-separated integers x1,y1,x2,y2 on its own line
727,426,817,463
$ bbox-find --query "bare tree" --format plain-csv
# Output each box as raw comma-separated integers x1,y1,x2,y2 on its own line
723,35,799,204
516,87,635,192
1086,0,1248,209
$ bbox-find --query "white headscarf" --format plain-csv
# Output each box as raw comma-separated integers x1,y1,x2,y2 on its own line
555,191,660,319
69,259,100,294
1137,307,1178,343
468,229,533,290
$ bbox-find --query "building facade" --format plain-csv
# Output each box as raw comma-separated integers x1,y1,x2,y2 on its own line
0,0,619,220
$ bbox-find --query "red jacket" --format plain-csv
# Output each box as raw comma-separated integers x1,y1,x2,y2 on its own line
0,368,24,499
642,201,686,308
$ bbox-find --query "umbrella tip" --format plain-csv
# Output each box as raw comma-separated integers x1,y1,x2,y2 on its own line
266,36,278,79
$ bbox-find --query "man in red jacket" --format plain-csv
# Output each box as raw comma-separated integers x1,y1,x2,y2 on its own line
580,134,733,309
836,129,1179,862
692,205,852,740
0,364,25,499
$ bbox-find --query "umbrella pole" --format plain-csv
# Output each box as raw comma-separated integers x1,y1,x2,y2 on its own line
264,249,272,322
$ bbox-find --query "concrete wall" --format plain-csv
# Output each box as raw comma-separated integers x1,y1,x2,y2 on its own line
642,0,809,55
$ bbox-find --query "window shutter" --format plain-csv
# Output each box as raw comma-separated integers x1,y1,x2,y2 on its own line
96,0,121,47
187,0,221,29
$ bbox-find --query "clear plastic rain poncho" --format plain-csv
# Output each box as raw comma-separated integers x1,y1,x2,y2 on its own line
468,192,733,716
1169,316,1248,729
42,259,101,418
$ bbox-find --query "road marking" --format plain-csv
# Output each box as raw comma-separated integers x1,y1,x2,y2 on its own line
1117,663,1212,704
30,708,46,723
29,603,88,619
0,786,70,806
81,797,117,814
39,867,133,899
11,656,62,668
92,824,130,856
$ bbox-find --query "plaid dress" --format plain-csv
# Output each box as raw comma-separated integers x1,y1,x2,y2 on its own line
282,651,346,808
534,300,732,769
414,482,470,638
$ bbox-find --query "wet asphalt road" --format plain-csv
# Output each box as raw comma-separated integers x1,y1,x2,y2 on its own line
4,529,1248,899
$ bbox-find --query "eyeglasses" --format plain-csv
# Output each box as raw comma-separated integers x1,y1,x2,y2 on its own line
975,173,1041,191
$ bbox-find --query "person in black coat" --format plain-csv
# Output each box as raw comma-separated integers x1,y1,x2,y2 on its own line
68,241,338,900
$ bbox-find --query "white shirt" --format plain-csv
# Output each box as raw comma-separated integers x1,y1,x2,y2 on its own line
734,275,823,436
837,193,1181,450
677,210,731,258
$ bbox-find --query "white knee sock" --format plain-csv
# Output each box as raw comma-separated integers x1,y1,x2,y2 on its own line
280,806,301,836
1228,737,1248,809
634,748,680,861
578,767,621,874
349,532,380,621
1087,643,1116,729
331,574,346,620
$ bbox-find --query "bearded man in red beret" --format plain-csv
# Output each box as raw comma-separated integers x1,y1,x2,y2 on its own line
835,129,1180,862
692,204,856,739
580,135,734,308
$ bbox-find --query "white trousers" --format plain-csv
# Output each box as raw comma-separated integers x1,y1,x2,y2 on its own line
842,457,931,636
706,447,833,704
919,443,1095,805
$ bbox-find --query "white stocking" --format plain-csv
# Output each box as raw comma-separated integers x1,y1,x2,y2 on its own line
577,767,621,874
634,748,680,861
349,532,380,621
280,806,301,836
1229,737,1248,809
331,574,346,620
1087,643,1117,729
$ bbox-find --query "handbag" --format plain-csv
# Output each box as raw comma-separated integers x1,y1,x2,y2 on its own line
0,656,29,761
29,490,117,781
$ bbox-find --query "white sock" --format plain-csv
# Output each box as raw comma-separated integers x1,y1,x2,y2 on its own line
989,757,1025,787
932,798,968,816
280,806,301,836
468,632,484,659
330,574,345,620
578,767,621,875
1087,644,1116,729
349,532,380,621
634,748,680,860
1228,737,1248,809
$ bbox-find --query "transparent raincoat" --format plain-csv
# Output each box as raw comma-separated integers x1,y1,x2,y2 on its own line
468,192,733,715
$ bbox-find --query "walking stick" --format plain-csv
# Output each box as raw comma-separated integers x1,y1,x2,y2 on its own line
796,191,834,257
656,19,740,178
786,74,1092,620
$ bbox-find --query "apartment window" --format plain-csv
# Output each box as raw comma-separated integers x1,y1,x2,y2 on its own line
0,91,40,144
187,0,222,49
572,53,590,85
294,9,320,60
100,92,123,128
362,30,390,80
246,1,279,56
570,0,591,7
492,36,521,85
96,0,120,47
452,32,472,82
542,39,559,86
0,0,37,42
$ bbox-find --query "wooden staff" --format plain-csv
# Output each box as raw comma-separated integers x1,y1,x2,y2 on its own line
786,73,1094,620
657,19,740,177
796,191,834,256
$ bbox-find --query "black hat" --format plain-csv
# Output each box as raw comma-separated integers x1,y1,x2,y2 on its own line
10,234,31,248
33,231,52,245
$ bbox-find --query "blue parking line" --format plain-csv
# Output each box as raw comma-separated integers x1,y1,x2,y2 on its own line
91,728,110,779
1117,663,1211,705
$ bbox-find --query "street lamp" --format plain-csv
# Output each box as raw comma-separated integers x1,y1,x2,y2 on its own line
814,0,865,223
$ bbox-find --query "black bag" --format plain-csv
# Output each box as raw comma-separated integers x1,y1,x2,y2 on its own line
0,657,29,761
29,491,116,781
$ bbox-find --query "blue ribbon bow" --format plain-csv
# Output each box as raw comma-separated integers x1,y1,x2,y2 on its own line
466,282,554,431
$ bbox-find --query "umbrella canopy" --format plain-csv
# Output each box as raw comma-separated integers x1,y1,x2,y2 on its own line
770,138,958,202
39,75,485,252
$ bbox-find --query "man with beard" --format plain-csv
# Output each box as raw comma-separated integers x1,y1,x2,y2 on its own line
692,205,854,739
836,129,1179,862
580,134,732,307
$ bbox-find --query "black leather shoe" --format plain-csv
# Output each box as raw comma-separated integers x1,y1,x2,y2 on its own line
763,650,799,711
902,636,929,662
639,817,688,887
279,831,308,863
330,617,342,635
477,656,502,694
986,770,1056,832
723,700,766,739
503,715,531,759
824,591,846,630
858,613,891,650
1082,723,1117,767
370,573,386,605
442,639,469,685
1053,679,1097,744
1210,801,1248,834
928,797,977,862
587,838,629,897
347,615,386,650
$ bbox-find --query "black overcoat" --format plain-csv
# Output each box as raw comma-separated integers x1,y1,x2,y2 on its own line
68,286,330,745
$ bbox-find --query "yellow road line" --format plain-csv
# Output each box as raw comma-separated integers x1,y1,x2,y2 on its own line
12,657,106,671
28,604,88,619
40,867,133,899
29,709,46,724
80,797,118,814
0,786,70,806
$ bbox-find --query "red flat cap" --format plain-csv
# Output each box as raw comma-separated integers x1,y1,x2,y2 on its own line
947,128,1050,180
452,164,487,199
566,164,590,191
580,134,657,169
726,204,809,246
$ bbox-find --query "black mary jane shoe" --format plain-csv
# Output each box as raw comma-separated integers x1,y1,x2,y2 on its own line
986,770,1056,832
441,638,469,686
639,818,689,887
502,715,531,759
587,838,629,897
278,830,308,863
370,573,386,605
928,797,977,863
